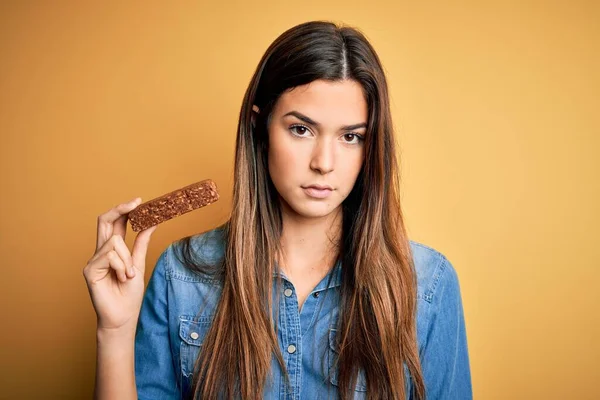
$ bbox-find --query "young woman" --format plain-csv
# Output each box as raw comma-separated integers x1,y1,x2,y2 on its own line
84,21,472,400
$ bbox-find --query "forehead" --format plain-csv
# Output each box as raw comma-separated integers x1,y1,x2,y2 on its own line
274,79,368,124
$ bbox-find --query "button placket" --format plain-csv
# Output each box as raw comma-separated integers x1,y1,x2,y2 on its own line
280,282,301,398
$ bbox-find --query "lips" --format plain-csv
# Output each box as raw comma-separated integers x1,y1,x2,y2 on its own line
302,185,333,199
303,185,333,191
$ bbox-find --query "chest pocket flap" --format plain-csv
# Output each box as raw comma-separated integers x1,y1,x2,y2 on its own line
179,316,212,378
328,328,368,392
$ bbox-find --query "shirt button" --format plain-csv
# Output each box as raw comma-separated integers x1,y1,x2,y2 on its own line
313,291,320,298
190,332,199,340
284,288,293,297
287,344,296,354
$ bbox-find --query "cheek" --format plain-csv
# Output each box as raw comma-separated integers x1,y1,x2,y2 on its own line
340,152,364,184
268,132,302,182
333,154,363,199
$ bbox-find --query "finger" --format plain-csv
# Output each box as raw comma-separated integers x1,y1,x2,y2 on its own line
96,197,141,251
106,250,128,283
84,249,128,285
110,235,135,276
83,255,109,285
111,214,128,243
113,197,144,240
131,225,158,275
89,234,134,271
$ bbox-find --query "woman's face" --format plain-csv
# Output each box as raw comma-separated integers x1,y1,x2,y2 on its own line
263,79,367,220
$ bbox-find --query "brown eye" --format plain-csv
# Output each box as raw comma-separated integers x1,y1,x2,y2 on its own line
289,125,311,136
343,133,364,144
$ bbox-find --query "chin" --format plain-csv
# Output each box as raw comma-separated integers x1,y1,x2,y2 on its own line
287,200,340,219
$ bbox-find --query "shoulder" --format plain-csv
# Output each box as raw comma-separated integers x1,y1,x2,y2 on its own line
409,241,472,397
144,226,227,321
409,240,461,304
183,224,228,264
154,225,227,283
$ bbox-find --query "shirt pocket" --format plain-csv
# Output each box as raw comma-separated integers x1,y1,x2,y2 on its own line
179,315,212,378
328,328,368,392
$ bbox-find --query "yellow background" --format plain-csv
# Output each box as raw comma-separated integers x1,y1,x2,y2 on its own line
1,2,598,399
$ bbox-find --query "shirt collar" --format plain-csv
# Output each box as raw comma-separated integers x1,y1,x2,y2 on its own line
272,258,342,293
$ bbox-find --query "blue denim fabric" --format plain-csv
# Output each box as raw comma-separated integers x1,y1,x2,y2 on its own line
135,227,472,399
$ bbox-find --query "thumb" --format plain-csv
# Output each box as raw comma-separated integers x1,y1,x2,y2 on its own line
131,225,158,275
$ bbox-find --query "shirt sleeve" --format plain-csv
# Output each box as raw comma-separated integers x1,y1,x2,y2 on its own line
419,256,473,399
134,246,181,399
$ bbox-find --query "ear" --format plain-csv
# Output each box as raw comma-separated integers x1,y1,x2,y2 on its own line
251,105,260,128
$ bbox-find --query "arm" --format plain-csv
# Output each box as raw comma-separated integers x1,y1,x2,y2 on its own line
419,257,473,399
95,325,137,400
94,248,175,400
84,198,157,400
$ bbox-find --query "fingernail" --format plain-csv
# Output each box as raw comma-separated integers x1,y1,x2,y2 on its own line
130,266,136,276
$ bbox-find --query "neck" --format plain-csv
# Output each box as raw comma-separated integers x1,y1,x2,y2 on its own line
277,202,342,279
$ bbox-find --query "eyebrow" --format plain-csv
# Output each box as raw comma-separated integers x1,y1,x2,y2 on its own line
282,111,367,131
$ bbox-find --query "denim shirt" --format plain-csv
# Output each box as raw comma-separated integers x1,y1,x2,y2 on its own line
134,227,472,399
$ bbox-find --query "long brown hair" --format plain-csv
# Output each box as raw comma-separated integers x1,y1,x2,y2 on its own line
174,20,425,399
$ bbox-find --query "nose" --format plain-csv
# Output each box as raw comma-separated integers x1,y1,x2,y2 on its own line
309,137,335,174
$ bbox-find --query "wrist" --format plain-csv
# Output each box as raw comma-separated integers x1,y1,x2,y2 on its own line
96,324,136,343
